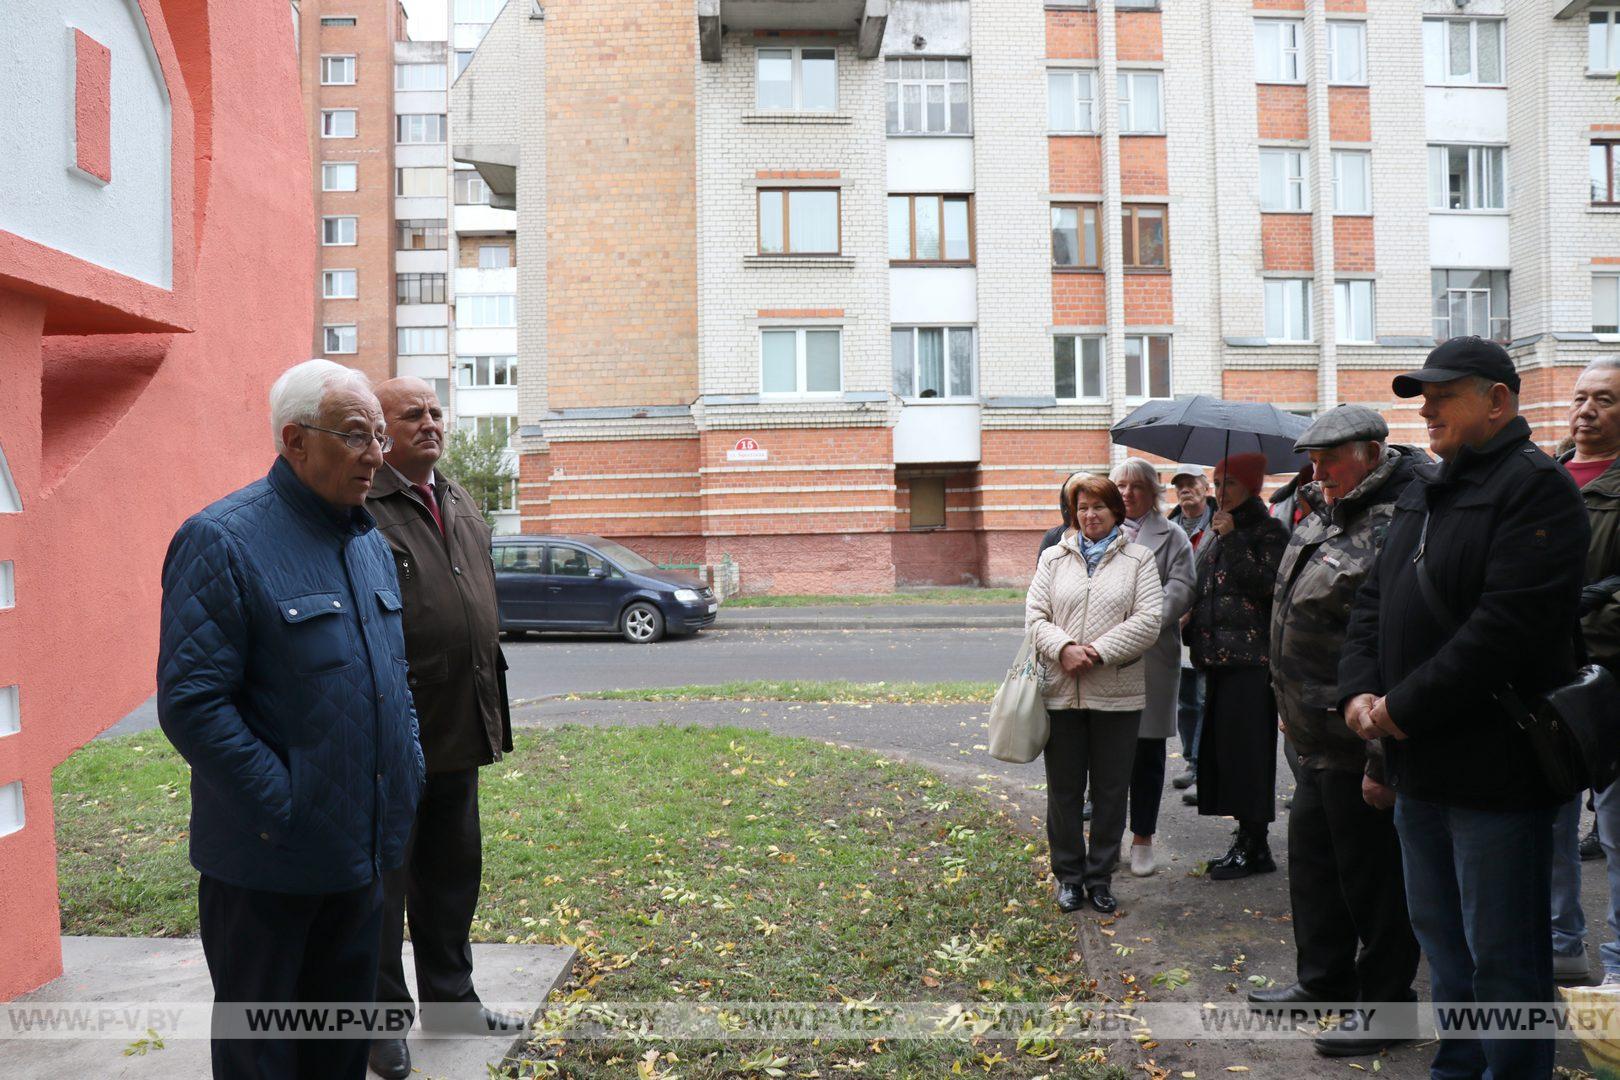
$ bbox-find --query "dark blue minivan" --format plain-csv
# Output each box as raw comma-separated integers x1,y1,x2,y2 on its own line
491,534,718,643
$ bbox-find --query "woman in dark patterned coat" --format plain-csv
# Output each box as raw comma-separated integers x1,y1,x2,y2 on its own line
1185,452,1290,880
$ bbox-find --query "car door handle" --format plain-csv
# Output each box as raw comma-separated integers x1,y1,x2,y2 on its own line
547,586,562,593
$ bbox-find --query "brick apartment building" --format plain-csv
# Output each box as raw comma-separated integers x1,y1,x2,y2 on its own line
450,0,1620,593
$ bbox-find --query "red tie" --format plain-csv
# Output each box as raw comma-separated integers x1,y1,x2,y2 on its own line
412,483,444,535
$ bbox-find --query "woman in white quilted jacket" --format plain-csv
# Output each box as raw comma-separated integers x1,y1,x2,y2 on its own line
1026,473,1164,914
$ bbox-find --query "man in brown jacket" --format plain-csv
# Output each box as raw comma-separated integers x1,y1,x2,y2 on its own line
365,378,517,1079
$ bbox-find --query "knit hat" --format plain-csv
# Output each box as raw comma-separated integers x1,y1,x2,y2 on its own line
1214,452,1267,497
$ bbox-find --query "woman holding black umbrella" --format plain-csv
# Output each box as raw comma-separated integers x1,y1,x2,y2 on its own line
1184,452,1290,880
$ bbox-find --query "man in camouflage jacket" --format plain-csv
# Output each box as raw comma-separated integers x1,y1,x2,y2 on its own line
1255,406,1423,1058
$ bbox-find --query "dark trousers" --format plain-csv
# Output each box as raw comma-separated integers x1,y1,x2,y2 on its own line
1196,666,1278,826
378,767,483,1022
1396,794,1556,1080
1176,667,1203,769
198,873,384,1080
1287,767,1419,1003
1129,737,1166,838
1043,708,1141,888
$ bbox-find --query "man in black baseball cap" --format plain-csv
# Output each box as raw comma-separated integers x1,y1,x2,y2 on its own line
1337,335,1587,1075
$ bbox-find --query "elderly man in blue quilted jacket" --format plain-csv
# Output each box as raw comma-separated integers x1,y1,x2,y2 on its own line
158,359,425,1080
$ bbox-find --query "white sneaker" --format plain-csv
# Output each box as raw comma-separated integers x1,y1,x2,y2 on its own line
1555,952,1591,981
1130,842,1156,877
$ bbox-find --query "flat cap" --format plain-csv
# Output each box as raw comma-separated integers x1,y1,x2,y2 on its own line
1293,405,1389,452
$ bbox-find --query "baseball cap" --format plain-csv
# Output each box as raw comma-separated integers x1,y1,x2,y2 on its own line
1392,336,1520,399
1169,463,1206,484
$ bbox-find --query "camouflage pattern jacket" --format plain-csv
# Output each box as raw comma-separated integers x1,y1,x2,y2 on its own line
1269,446,1422,778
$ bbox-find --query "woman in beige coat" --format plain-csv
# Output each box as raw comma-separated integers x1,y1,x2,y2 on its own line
1026,473,1164,914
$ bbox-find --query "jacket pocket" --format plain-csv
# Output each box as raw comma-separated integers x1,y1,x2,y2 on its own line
406,650,449,690
277,592,356,674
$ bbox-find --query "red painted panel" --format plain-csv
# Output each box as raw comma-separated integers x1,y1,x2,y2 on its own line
73,30,112,183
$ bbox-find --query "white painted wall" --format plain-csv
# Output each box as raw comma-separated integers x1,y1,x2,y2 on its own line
396,144,447,168
1429,214,1510,268
455,203,518,232
396,196,447,219
455,267,517,293
0,0,172,287
397,303,450,326
890,267,977,324
397,354,450,379
887,137,975,192
397,249,450,274
453,385,519,416
454,327,515,354
1425,88,1508,144
394,90,445,114
894,404,982,463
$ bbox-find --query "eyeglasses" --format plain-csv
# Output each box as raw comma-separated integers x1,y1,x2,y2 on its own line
300,424,395,453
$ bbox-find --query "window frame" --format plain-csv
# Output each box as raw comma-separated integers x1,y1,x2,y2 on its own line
757,188,842,256
754,45,839,112
396,218,448,251
1331,149,1372,214
396,114,448,145
1326,20,1368,85
395,167,447,198
1046,68,1096,134
1593,10,1620,73
1259,148,1310,212
454,168,490,206
321,215,357,246
456,355,518,388
458,294,516,328
395,272,447,305
1334,279,1375,344
884,56,973,135
1254,19,1304,84
890,326,978,401
888,194,974,265
320,54,356,85
1116,70,1164,135
321,16,357,27
1431,269,1510,343
1427,145,1507,212
1421,18,1505,87
1593,141,1620,206
1264,278,1313,344
321,108,356,138
320,161,357,192
394,62,448,91
759,327,843,398
323,323,357,354
1053,334,1108,404
322,269,357,300
397,326,449,355
1123,334,1173,403
1051,203,1101,270
478,244,512,269
1121,204,1168,269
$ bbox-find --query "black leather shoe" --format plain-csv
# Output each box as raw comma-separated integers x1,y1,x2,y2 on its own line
1314,1012,1408,1058
1171,769,1196,790
368,1038,410,1079
1582,827,1604,861
1181,790,1198,806
419,1004,530,1036
1247,982,1317,1006
1086,884,1117,914
1209,835,1276,881
1055,882,1085,913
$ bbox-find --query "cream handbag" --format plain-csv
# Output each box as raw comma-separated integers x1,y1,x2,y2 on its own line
988,628,1050,763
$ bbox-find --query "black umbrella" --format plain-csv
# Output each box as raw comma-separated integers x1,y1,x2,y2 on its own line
1109,395,1311,474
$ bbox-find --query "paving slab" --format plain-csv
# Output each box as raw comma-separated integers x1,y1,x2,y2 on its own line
6,936,575,1080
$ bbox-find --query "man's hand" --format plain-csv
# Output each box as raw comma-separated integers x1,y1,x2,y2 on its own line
1059,643,1092,675
1368,696,1408,740
1343,693,1377,739
1362,774,1396,811
1211,511,1235,537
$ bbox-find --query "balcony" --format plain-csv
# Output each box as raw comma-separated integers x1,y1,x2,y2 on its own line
698,0,888,62
893,403,980,465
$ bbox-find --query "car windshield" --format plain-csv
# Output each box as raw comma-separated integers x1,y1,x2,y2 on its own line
591,539,660,574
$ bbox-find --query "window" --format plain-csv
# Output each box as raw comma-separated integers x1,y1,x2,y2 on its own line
1054,335,1106,402
454,0,505,22
454,50,474,77
321,16,356,26
891,327,975,399
396,114,447,144
495,544,545,573
1254,20,1303,83
1117,71,1163,134
321,162,357,192
460,294,516,327
1047,69,1095,133
1116,0,1158,8
885,58,971,135
398,327,448,354
755,47,837,111
757,189,840,255
1124,335,1172,400
324,324,357,354
1327,21,1367,84
1332,150,1371,213
1427,146,1505,210
479,244,512,269
323,269,357,299
888,195,973,263
1596,276,1620,334
761,328,841,396
1422,19,1503,85
396,272,446,305
1595,142,1620,205
395,63,447,91
397,218,447,250
1259,148,1309,211
322,215,357,245
908,478,946,530
1431,269,1510,343
1121,205,1167,268
321,109,356,138
1264,279,1312,342
396,167,447,197
454,169,490,205
1335,280,1375,343
320,55,355,85
547,546,607,577
1051,204,1100,268
457,355,517,387
1594,11,1620,72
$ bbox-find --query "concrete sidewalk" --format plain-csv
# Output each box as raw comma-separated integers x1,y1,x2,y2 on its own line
7,937,575,1079
715,602,1024,630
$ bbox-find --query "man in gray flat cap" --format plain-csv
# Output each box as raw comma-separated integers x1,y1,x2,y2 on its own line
1252,405,1425,1058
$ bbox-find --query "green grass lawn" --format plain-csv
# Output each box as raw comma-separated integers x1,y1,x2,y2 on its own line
723,588,1025,608
55,727,1125,1078
574,680,999,705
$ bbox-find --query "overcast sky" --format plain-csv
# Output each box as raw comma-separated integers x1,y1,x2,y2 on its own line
402,0,448,42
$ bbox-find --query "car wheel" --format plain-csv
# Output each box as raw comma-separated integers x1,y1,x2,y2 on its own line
621,602,665,644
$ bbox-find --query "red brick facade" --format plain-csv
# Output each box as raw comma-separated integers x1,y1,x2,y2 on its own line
1260,213,1314,271
1257,84,1309,141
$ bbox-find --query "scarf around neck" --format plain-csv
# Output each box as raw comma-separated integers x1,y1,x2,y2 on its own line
1077,527,1120,573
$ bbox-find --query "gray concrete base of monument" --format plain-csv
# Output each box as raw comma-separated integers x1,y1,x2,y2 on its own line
7,936,576,1080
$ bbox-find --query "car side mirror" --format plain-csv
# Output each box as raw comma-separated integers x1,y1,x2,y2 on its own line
589,566,608,579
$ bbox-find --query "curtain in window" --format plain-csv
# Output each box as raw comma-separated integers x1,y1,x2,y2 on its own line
805,331,841,392
916,329,944,397
789,191,838,253
948,329,974,397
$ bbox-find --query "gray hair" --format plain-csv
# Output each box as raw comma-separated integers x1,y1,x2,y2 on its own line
269,359,374,453
1109,456,1164,496
1583,356,1620,375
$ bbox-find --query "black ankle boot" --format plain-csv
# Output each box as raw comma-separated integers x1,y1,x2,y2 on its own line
1207,828,1247,874
1210,828,1276,881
